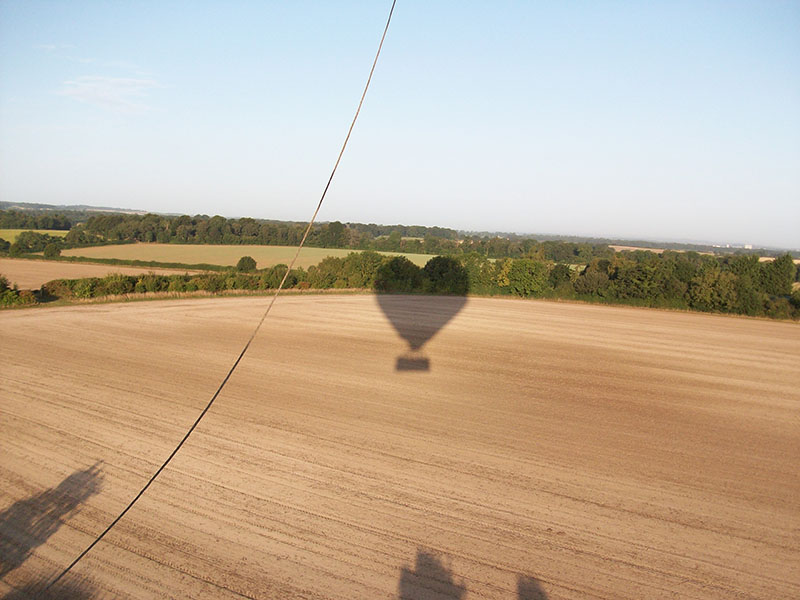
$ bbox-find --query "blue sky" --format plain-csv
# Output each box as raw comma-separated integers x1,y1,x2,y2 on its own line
1,1,798,248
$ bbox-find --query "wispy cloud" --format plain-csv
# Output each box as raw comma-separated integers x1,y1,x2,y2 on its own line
34,43,74,51
67,57,148,73
37,44,152,79
57,76,160,113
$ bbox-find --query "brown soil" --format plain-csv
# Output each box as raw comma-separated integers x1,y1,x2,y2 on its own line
1,295,798,599
0,258,203,290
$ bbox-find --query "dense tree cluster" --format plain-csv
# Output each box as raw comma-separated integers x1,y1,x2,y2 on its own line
503,250,800,319
6,231,68,256
0,210,72,230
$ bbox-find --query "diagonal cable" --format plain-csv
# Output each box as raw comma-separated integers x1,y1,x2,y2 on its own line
44,0,397,591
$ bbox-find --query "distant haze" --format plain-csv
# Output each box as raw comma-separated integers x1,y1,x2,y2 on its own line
1,2,798,249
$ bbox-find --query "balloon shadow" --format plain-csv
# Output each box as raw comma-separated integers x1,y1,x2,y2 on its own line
374,257,468,372
375,295,468,371
0,463,104,580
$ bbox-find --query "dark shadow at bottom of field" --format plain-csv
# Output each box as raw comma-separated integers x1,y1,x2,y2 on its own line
396,548,548,599
33,290,59,304
397,550,466,599
0,463,104,581
517,574,548,599
2,576,97,600
375,295,468,372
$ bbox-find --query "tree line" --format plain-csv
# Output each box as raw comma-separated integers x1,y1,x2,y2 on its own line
3,208,796,262
8,249,796,319
2,212,615,263
0,209,73,230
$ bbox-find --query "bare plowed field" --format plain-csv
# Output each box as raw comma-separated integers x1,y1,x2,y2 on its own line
1,296,798,599
0,258,203,290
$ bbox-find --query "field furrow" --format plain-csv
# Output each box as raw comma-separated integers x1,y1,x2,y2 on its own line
1,295,798,599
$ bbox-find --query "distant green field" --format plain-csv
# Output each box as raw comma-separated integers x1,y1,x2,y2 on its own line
61,243,433,269
0,229,69,242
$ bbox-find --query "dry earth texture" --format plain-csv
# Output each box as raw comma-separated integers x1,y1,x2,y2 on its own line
0,258,203,290
61,243,432,268
1,295,798,599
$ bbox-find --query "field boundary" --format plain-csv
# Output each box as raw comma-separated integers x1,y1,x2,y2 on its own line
59,243,435,269
13,253,226,272
5,286,799,324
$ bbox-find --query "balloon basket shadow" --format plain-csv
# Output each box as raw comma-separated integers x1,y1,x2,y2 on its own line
396,352,430,372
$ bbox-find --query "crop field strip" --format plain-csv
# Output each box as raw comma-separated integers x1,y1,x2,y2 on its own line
0,258,206,290
60,243,433,269
0,229,69,243
1,296,798,598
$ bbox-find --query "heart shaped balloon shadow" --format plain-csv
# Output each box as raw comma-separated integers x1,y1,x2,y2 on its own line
376,295,468,370
374,257,469,371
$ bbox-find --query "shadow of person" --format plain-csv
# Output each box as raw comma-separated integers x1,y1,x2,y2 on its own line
374,257,468,372
0,463,104,579
397,550,466,600
517,574,548,599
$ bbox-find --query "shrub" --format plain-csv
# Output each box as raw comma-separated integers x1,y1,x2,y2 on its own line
259,264,303,289
17,290,36,304
41,279,72,298
458,253,493,294
236,255,257,272
549,264,572,289
342,251,384,288
507,259,549,297
72,278,100,298
308,257,344,288
374,256,424,293
168,277,187,292
196,273,226,292
0,274,34,307
135,274,169,293
765,297,792,320
98,274,136,296
422,256,468,294
1,288,36,307
43,243,61,259
790,289,800,310
225,273,259,290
